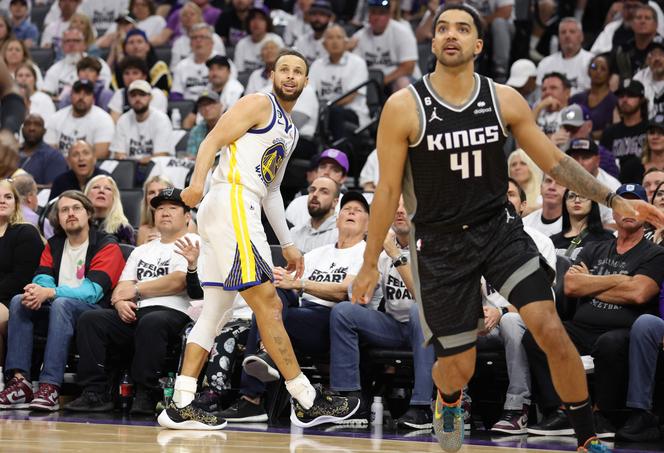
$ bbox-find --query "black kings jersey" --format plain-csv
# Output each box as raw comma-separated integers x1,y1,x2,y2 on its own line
403,73,508,228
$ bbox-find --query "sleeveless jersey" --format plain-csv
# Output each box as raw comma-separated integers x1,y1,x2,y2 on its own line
403,73,508,228
210,92,299,199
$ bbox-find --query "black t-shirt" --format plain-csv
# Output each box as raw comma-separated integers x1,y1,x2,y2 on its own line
0,223,44,305
573,237,664,329
551,229,615,260
49,167,110,201
215,8,247,46
600,120,647,183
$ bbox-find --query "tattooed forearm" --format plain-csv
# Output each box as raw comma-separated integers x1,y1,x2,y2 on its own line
548,154,613,207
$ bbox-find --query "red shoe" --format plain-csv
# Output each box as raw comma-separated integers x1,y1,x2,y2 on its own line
29,383,60,411
0,376,33,409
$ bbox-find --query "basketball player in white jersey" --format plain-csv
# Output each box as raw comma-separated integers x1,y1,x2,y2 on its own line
158,49,360,430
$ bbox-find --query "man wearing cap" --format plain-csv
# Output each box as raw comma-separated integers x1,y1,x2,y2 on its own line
9,0,39,47
293,0,334,64
233,6,285,73
205,55,244,108
44,79,115,159
506,59,538,106
286,149,350,228
109,57,169,122
171,24,223,101
114,28,171,92
352,0,419,92
536,18,593,96
66,188,199,414
186,90,223,157
58,57,115,112
525,183,664,438
600,79,649,182
634,35,664,119
110,79,175,164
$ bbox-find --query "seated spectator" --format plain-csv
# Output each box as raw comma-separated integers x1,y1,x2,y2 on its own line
524,183,664,438
8,0,38,47
533,72,571,135
109,57,168,122
282,0,313,47
610,4,658,81
506,59,538,106
169,2,226,69
634,36,664,119
65,188,196,414
641,167,664,201
286,149,349,227
69,12,100,57
170,24,220,101
136,175,173,245
111,29,171,92
0,179,43,375
536,18,592,96
58,57,114,112
162,0,221,45
245,38,281,95
600,79,648,183
219,191,373,422
40,0,81,57
13,174,54,238
615,313,664,441
98,0,166,45
110,80,174,164
352,0,419,92
186,91,223,157
522,174,566,237
290,176,339,253
569,54,618,139
330,197,435,427
0,131,27,179
309,24,370,142
44,79,115,159
233,6,284,73
14,63,55,123
0,190,123,411
550,190,615,260
84,175,136,245
293,0,333,64
590,0,653,55
19,114,68,188
2,38,43,86
77,0,132,37
214,0,251,47
642,118,664,172
507,149,543,214
49,140,109,200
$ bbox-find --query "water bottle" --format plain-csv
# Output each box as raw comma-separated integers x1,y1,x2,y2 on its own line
370,396,383,427
119,371,133,412
163,372,175,406
171,108,181,130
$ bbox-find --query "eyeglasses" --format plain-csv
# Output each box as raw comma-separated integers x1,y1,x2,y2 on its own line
566,192,588,202
58,205,85,215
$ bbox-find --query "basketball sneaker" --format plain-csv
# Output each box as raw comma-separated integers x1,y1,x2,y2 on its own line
157,402,228,430
291,384,360,428
0,376,33,409
433,390,465,452
242,351,280,382
577,436,612,452
29,383,60,411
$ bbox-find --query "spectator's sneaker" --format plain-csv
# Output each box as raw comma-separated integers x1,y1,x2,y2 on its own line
616,409,661,442
218,397,268,423
396,405,433,430
491,405,529,435
593,412,616,439
130,388,157,415
64,391,113,412
527,409,574,436
157,402,228,430
577,436,612,452
242,351,280,382
290,384,360,428
29,383,60,411
0,376,33,409
432,390,465,452
195,389,222,413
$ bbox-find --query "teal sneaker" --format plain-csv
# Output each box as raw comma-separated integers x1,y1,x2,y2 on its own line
433,390,464,452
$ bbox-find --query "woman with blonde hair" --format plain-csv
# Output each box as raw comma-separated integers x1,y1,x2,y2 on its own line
508,148,543,213
0,179,44,381
136,175,174,245
2,38,43,87
84,175,135,245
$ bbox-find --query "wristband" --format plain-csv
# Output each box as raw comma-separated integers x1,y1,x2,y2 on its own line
135,284,142,301
281,242,294,249
605,192,617,209
187,267,198,273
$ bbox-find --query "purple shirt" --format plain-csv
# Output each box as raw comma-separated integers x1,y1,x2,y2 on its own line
569,91,618,134
166,5,222,42
21,204,54,239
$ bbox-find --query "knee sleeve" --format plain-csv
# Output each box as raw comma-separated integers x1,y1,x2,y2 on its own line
186,287,236,351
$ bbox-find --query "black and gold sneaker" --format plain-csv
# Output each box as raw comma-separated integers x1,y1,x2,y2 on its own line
290,385,360,428
157,402,228,430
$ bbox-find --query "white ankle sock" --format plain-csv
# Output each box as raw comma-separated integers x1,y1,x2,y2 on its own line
173,375,198,408
285,373,316,410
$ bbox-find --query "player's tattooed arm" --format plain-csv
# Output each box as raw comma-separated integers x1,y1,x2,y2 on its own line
548,154,614,207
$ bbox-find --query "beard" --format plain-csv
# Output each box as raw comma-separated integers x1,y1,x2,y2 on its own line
72,101,91,116
132,104,149,115
311,20,328,33
308,202,330,219
273,82,304,102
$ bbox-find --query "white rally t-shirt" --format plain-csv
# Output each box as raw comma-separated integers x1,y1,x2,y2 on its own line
536,50,594,96
353,19,420,79
170,33,227,70
120,233,199,316
79,0,130,35
44,105,115,155
58,239,89,288
233,33,285,73
103,15,167,40
42,55,113,97
294,31,326,64
110,108,175,159
377,247,414,323
171,56,214,101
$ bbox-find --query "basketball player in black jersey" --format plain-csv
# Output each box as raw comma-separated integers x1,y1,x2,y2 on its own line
352,4,664,453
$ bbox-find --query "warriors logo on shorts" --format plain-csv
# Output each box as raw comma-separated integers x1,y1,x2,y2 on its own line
256,142,286,185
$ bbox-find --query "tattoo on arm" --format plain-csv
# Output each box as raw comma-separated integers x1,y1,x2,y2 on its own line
549,154,613,207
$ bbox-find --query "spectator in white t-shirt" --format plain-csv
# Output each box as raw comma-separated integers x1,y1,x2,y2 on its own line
245,38,282,95
536,18,593,96
522,174,566,237
170,23,218,101
532,72,571,136
40,0,80,55
169,2,227,70
44,79,115,159
309,24,370,141
292,85,319,139
352,0,419,92
78,0,129,36
110,80,174,164
634,36,664,119
98,0,166,44
283,0,314,46
233,6,285,73
109,56,168,123
293,0,334,64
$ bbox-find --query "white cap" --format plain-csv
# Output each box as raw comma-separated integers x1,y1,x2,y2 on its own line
506,59,537,88
127,79,152,95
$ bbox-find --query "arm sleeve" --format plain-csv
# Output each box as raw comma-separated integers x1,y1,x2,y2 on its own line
261,145,295,246
0,226,44,302
186,271,204,299
54,279,104,304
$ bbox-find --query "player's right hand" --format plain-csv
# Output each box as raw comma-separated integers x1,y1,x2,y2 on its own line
282,245,304,280
351,263,380,305
181,185,204,208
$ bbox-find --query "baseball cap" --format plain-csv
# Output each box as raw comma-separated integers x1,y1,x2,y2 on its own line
125,28,148,44
9,0,28,6
648,115,664,131
340,191,370,213
616,183,647,202
196,90,220,104
309,0,334,15
648,35,664,54
560,104,591,127
317,148,349,174
150,187,191,211
367,0,390,8
206,55,231,69
566,138,599,155
506,59,537,88
615,79,645,97
248,4,271,19
72,79,95,93
115,12,137,25
127,79,152,95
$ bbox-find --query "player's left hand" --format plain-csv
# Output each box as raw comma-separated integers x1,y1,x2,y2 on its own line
613,197,664,228
282,245,304,280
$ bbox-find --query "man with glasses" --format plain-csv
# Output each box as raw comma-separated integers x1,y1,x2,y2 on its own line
0,190,124,411
171,24,219,101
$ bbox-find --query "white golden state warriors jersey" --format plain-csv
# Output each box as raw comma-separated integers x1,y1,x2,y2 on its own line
210,92,299,199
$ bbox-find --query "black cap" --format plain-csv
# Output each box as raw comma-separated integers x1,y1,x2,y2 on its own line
648,35,664,54
309,0,334,15
72,79,95,93
340,191,370,213
617,183,648,202
206,55,231,69
150,187,190,211
615,79,645,97
649,115,664,131
566,138,599,155
367,0,390,7
9,0,28,6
